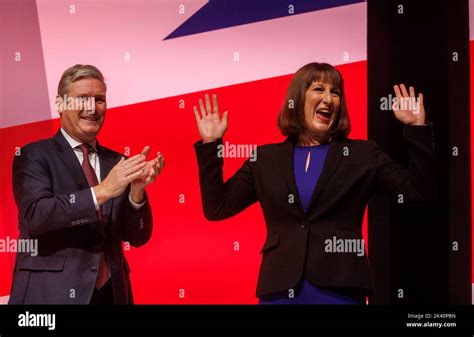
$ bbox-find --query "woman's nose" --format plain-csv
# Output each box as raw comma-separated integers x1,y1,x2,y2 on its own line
322,91,333,104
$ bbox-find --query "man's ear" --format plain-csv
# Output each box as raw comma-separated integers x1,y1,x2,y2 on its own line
55,95,63,114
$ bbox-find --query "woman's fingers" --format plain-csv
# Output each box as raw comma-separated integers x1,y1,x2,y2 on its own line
409,86,415,98
393,85,402,99
205,94,212,115
193,106,201,122
212,94,219,115
199,98,206,118
195,93,219,119
400,83,409,97
222,110,228,126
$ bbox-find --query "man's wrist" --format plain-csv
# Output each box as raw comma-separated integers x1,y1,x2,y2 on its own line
130,185,145,204
93,184,109,206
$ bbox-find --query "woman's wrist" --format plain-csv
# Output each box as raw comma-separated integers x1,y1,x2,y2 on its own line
203,138,218,144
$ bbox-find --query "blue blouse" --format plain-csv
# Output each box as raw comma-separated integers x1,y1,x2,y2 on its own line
293,144,330,214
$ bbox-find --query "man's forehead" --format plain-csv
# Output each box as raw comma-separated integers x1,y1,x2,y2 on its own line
68,78,106,94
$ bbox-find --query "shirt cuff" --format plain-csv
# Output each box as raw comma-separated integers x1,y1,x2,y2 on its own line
90,187,100,211
129,193,146,210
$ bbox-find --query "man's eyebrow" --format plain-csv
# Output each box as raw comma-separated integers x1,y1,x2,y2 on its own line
74,93,105,99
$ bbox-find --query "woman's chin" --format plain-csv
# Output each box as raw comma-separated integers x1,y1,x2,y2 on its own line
310,122,330,134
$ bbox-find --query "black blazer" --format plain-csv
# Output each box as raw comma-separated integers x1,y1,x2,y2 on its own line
194,124,435,297
9,130,153,304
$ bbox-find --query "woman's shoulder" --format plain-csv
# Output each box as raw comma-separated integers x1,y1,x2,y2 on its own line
344,137,373,146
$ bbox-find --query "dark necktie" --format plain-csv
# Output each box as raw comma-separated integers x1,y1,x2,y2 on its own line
78,144,109,289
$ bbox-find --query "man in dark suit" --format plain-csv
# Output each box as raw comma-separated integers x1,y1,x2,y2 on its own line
9,64,164,304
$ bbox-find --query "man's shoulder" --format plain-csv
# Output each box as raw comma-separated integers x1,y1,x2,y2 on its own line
20,137,55,155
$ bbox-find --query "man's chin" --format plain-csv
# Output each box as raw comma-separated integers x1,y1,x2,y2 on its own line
79,127,101,140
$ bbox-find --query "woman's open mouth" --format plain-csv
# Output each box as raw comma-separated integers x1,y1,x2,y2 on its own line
314,109,331,122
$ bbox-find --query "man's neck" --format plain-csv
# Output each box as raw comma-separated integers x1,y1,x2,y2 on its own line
60,128,97,148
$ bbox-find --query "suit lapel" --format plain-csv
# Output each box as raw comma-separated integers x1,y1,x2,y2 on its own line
306,137,346,212
53,130,90,190
273,138,305,214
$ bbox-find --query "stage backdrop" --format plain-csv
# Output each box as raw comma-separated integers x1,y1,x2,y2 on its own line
0,0,367,303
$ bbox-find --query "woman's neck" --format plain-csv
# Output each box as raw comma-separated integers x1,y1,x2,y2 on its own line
298,133,331,146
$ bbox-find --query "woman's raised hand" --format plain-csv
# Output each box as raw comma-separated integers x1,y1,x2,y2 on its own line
193,94,228,143
392,84,425,126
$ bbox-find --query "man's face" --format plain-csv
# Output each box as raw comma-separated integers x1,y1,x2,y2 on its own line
57,78,106,143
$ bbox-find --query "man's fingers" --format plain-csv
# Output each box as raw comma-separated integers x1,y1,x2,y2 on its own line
126,168,148,184
123,161,147,177
157,152,164,168
122,153,146,168
141,146,150,157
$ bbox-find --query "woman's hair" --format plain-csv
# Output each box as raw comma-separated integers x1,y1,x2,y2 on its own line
277,62,351,140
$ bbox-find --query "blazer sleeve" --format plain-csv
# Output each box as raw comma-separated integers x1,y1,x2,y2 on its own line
371,123,436,204
194,139,257,221
121,187,153,247
12,145,99,237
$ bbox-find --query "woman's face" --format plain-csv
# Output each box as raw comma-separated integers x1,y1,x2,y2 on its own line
303,80,341,137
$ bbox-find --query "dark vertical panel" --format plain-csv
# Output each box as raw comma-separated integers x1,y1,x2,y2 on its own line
368,0,470,304
367,1,392,304
447,0,471,304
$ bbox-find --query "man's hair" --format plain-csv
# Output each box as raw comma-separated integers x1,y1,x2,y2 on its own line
57,64,106,96
277,62,351,140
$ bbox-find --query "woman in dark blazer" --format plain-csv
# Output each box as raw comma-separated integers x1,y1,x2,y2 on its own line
192,63,435,304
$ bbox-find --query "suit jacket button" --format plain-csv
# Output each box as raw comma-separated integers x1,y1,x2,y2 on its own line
301,221,308,229
91,266,98,273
